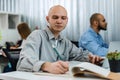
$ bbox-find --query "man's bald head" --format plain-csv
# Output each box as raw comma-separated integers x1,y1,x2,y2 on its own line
90,13,107,31
46,5,68,34
90,13,102,25
48,5,67,17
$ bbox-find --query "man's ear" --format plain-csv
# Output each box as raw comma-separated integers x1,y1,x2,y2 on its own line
46,16,49,22
94,20,98,26
66,17,68,23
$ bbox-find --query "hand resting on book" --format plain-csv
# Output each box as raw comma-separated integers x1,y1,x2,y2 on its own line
88,53,104,65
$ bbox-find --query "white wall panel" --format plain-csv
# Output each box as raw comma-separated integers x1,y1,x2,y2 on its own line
0,0,120,43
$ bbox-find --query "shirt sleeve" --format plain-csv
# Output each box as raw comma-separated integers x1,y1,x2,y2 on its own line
17,30,45,72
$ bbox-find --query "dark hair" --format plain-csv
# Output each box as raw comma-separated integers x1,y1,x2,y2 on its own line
17,22,31,39
90,13,101,25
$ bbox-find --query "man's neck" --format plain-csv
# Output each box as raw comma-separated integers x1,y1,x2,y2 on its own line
53,32,59,39
49,28,60,39
91,26,100,34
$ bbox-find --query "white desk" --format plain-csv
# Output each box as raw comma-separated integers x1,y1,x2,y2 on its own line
0,71,106,80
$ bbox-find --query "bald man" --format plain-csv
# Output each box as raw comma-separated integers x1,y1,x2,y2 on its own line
79,13,108,57
17,5,103,74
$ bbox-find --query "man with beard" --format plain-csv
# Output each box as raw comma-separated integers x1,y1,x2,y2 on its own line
79,13,108,57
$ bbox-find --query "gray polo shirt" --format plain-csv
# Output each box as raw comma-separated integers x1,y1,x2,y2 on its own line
17,27,89,72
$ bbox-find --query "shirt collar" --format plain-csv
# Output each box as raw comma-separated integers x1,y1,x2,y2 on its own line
89,27,100,38
44,27,63,41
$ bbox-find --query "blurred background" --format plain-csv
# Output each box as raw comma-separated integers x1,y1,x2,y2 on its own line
0,0,120,45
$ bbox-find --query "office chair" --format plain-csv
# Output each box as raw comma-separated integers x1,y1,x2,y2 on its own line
2,48,21,71
71,41,79,47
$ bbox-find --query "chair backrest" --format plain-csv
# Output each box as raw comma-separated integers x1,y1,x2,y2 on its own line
2,48,21,71
71,41,79,47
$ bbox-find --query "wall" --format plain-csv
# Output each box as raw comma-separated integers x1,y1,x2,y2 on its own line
0,0,120,43
0,12,21,45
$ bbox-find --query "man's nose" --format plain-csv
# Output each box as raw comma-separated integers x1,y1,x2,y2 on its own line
56,18,62,23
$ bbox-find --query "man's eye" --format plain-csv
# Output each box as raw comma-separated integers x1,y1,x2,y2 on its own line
52,16,58,19
103,19,105,22
62,17,67,20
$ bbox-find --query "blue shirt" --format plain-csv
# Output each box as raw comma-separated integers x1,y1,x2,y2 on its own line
79,27,108,57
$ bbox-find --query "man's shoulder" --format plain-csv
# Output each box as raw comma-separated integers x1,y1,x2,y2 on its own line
81,30,92,38
60,36,71,43
33,29,43,32
31,30,45,35
28,30,46,39
80,31,96,41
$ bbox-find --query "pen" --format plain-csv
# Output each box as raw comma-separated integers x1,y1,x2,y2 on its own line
53,47,63,60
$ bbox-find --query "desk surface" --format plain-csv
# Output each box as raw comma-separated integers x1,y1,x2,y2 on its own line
0,71,106,80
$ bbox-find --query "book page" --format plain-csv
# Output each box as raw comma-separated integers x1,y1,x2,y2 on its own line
34,71,70,77
74,62,110,77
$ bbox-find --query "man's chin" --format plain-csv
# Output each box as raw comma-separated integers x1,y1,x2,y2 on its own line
56,29,63,32
56,28,64,32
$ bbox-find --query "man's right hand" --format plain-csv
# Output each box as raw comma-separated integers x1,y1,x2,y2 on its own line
41,61,69,74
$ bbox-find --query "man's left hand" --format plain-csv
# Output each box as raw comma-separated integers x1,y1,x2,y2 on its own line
88,54,104,65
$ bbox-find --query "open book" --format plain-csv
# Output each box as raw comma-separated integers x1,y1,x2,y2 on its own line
69,61,120,80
